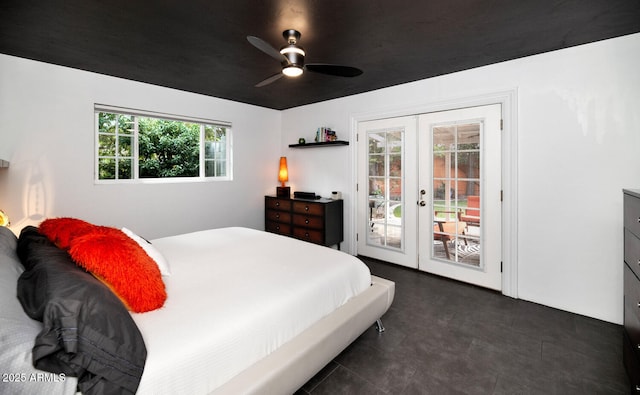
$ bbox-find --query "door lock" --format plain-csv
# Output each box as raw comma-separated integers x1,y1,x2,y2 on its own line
418,189,427,207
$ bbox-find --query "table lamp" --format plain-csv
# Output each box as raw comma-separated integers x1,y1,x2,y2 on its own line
276,157,290,198
0,209,9,227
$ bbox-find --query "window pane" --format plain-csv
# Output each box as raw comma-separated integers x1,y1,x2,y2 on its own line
456,123,479,149
138,117,199,178
99,113,116,134
369,154,384,177
369,178,385,197
433,126,455,151
118,115,134,135
369,133,385,154
99,134,115,156
387,131,402,153
389,154,401,177
99,158,116,180
118,158,133,179
216,161,226,176
119,136,132,156
204,159,226,177
389,178,402,201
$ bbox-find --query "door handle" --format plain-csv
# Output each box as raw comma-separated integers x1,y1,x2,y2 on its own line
418,189,427,207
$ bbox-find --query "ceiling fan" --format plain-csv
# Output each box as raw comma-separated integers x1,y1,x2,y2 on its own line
247,29,363,87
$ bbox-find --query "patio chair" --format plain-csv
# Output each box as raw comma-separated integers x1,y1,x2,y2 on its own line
458,195,480,228
434,211,467,260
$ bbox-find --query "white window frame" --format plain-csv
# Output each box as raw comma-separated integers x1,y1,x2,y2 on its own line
94,104,233,184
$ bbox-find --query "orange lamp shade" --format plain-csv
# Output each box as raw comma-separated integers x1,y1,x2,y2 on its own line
278,157,288,186
0,209,9,227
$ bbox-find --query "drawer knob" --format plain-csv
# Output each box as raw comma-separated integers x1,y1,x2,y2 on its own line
276,202,280,207
305,232,310,237
305,206,310,211
276,213,280,219
305,219,310,224
276,225,280,230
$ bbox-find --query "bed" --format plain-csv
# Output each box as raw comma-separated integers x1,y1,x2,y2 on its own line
0,225,394,394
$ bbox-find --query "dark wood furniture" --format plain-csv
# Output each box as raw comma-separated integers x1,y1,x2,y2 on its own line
624,189,640,392
265,196,343,249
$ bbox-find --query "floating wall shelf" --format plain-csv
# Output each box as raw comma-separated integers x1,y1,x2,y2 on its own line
288,140,349,148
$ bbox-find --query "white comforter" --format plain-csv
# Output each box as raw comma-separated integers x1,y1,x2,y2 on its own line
132,227,371,394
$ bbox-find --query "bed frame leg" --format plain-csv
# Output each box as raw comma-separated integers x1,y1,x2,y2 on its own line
375,319,385,333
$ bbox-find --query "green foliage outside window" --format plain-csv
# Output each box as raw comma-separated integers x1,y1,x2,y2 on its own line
138,118,200,178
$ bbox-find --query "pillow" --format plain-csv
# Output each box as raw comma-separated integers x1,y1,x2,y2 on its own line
17,226,146,394
68,227,167,313
39,217,95,249
121,227,171,276
0,227,77,394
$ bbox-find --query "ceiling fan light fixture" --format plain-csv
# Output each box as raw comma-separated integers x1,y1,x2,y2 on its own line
280,46,305,57
282,65,303,77
249,28,362,87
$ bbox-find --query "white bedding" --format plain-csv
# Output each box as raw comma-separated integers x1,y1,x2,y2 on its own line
132,227,371,394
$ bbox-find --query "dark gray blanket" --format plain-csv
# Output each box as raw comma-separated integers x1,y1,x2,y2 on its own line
16,226,146,395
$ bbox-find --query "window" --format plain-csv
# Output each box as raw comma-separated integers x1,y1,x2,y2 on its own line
95,105,231,182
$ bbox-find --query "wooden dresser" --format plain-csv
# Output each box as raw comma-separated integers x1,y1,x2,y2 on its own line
624,189,640,392
265,196,343,249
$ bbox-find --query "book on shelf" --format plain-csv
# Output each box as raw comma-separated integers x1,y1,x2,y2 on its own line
315,127,337,142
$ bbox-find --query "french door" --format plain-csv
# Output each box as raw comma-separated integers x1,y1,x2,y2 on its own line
357,104,502,290
417,104,502,290
356,116,417,268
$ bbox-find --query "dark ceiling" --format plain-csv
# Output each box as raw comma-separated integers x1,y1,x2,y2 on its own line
1,1,639,110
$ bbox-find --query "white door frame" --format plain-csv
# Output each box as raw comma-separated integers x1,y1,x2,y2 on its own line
350,89,518,298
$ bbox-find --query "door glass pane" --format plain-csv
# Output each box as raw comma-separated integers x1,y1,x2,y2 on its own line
367,128,404,250
431,122,481,266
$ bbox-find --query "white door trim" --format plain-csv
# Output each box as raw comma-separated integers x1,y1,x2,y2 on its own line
350,89,519,298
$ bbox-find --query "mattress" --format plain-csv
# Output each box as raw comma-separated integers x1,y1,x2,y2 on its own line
132,227,371,394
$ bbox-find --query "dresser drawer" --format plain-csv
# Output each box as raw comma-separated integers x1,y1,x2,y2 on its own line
266,197,292,211
293,227,323,244
626,229,640,279
626,193,640,238
292,214,324,229
293,201,324,216
266,210,291,223
625,263,640,355
624,332,640,393
265,221,291,235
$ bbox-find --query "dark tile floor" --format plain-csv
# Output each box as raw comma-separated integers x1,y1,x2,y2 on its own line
296,257,629,394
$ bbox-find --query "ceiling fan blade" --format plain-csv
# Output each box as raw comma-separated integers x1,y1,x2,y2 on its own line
255,72,284,88
305,64,363,77
247,36,288,63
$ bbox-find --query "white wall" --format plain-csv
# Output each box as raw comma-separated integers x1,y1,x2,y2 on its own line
0,54,282,239
281,33,640,324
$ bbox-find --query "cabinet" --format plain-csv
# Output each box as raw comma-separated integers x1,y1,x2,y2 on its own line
265,196,343,249
624,189,640,392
